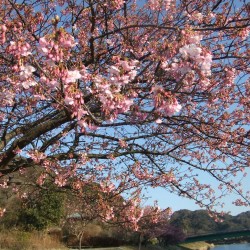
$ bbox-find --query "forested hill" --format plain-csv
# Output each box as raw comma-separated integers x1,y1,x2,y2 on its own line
170,210,250,236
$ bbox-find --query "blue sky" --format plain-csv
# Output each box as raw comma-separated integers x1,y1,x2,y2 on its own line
144,168,250,215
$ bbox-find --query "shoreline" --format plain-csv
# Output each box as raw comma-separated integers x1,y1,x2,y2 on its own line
179,241,215,250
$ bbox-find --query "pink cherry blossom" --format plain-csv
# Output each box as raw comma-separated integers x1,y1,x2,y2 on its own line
155,118,163,124
109,65,120,76
20,65,36,80
119,139,128,148
0,208,6,217
65,70,82,84
119,60,135,71
21,79,37,89
55,175,67,187
179,44,202,60
8,41,32,57
188,34,203,44
64,96,75,105
27,150,46,163
200,53,213,76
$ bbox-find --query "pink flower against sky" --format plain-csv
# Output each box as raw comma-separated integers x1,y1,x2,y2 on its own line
9,41,31,57
21,79,37,89
20,65,36,80
165,101,182,116
109,65,120,76
64,96,75,105
179,44,202,60
65,70,82,84
19,64,37,89
188,34,203,44
119,60,135,71
200,53,212,76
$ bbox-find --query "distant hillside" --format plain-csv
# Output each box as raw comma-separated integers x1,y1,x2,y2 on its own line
170,209,250,236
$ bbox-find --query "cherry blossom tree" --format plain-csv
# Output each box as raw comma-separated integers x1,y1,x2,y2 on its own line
133,206,172,250
0,0,250,224
64,198,99,250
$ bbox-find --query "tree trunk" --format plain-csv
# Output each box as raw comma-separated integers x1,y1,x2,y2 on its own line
138,233,143,250
79,232,83,250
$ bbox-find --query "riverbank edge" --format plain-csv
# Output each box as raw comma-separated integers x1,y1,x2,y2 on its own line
179,241,215,250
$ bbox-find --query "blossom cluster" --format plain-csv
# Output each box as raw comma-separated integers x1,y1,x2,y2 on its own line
93,59,139,120
161,33,213,90
8,40,32,58
0,24,7,44
19,65,37,89
39,31,77,62
148,0,174,11
179,35,212,77
151,85,182,116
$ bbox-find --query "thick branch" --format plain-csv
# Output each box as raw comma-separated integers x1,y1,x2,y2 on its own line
0,111,70,169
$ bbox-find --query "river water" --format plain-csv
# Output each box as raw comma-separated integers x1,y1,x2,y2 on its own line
213,243,250,250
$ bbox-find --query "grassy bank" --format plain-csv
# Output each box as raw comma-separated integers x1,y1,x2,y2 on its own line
0,230,67,250
0,230,184,250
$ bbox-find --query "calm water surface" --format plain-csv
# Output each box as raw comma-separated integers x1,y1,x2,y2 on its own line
213,243,250,250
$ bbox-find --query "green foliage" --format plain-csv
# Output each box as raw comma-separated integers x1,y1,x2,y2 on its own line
18,186,65,231
0,198,21,229
149,237,158,245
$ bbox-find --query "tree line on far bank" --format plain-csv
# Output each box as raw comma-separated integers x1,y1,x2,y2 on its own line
170,209,250,236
